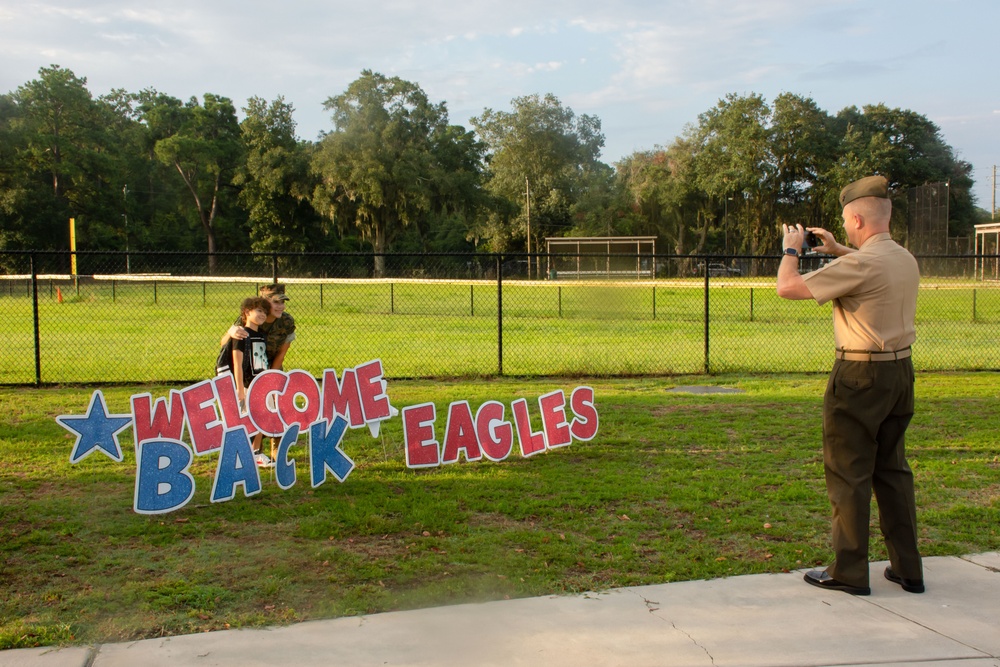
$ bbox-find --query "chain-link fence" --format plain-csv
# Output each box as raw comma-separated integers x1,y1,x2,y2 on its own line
2,250,998,385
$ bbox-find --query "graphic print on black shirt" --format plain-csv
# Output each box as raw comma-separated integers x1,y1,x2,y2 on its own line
235,328,269,387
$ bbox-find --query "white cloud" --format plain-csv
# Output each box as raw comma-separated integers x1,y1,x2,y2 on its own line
529,61,564,73
38,4,112,25
1,0,997,205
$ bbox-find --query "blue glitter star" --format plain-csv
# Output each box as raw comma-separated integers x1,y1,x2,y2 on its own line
57,391,133,463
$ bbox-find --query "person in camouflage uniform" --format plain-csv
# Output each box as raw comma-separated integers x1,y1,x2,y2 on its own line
222,284,296,368
220,283,297,464
254,285,296,370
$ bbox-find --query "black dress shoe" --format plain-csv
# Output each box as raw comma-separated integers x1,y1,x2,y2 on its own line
884,567,925,593
803,569,871,595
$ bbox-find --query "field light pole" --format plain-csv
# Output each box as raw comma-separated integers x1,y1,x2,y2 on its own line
69,217,77,289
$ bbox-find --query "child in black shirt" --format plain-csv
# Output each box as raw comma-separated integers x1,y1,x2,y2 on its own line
232,297,271,463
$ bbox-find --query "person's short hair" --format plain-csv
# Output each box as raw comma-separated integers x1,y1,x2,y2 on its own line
241,296,271,315
260,284,290,301
845,195,892,223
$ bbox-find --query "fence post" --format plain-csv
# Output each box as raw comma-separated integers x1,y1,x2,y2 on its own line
470,284,474,317
272,253,279,283
390,283,395,314
497,254,503,376
31,253,41,386
703,264,710,374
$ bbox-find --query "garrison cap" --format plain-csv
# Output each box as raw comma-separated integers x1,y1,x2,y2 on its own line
839,175,889,208
260,283,290,301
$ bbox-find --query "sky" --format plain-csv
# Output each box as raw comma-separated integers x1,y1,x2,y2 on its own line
1,0,997,212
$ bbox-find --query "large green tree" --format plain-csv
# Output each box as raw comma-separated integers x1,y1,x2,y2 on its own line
616,143,701,256
146,93,243,271
14,67,97,205
567,161,622,238
691,93,773,257
767,93,839,227
0,64,983,267
471,93,607,261
834,104,976,237
0,92,33,256
312,70,484,276
235,96,320,255
619,94,977,260
394,122,489,257
127,90,204,256
6,66,121,256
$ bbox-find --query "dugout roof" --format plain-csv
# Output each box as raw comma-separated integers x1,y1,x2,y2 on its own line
544,236,657,279
974,223,1000,281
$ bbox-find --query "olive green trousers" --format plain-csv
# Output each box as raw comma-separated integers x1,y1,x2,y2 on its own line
821,357,922,587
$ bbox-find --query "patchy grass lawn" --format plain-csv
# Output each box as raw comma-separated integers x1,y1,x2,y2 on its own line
1,372,998,648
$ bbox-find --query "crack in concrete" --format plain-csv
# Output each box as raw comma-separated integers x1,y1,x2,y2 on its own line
637,592,717,666
960,554,1000,573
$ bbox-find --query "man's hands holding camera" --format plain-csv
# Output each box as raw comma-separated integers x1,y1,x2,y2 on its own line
783,224,838,255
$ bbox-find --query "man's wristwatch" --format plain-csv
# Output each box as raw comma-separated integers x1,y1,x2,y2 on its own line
783,248,799,258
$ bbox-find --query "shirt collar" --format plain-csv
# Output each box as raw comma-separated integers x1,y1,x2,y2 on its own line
860,232,893,248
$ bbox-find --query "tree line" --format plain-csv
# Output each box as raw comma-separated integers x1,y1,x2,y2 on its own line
0,65,982,275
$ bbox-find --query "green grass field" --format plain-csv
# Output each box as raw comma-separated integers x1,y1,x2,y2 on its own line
1,373,997,649
3,276,1000,384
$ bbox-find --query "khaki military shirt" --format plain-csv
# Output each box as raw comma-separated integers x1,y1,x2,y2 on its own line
802,233,918,352
234,312,296,364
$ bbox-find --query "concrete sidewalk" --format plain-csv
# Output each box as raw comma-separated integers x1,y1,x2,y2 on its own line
4,552,998,667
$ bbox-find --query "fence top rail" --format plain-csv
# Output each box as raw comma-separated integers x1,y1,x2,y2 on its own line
1,273,997,290
5,248,999,259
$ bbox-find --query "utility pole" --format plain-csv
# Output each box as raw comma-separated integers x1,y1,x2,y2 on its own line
525,177,531,279
123,184,130,274
724,195,733,256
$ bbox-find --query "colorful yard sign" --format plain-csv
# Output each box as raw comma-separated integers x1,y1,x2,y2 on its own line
57,361,599,514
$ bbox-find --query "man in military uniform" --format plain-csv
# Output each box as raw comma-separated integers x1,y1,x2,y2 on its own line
776,175,924,596
221,283,297,465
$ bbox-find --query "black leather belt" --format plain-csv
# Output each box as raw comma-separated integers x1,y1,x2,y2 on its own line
835,347,911,362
